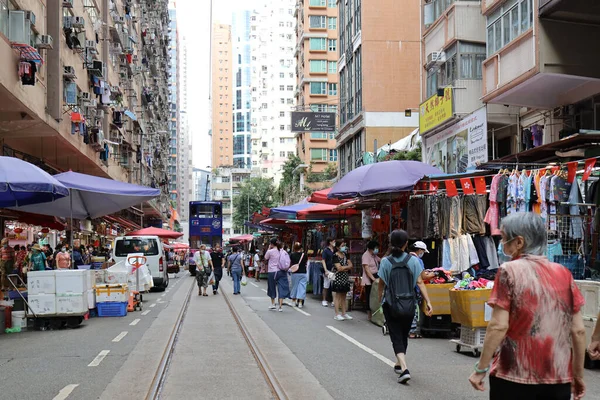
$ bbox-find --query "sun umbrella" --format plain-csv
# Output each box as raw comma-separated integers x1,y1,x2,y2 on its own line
127,226,183,239
0,156,69,207
307,188,346,205
328,160,444,199
297,203,359,219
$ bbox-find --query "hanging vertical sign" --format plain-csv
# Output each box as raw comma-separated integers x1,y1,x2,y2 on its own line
361,210,373,239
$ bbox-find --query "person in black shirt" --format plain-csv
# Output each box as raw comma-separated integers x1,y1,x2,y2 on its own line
290,242,308,308
321,237,336,307
210,245,225,295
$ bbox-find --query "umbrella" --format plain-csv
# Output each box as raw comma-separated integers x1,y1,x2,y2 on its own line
12,171,160,219
269,202,316,219
307,188,345,205
328,160,444,199
171,242,189,250
127,227,183,239
0,156,69,207
229,234,254,243
296,203,359,219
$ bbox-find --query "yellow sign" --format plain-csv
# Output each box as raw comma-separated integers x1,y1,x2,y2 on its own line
419,86,453,134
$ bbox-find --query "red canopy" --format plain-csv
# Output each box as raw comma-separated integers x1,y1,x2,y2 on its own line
11,211,66,231
171,242,189,250
127,226,183,239
229,234,254,243
308,188,346,205
297,203,359,219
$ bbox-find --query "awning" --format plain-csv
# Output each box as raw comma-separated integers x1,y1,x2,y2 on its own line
297,203,359,219
307,188,345,205
229,234,254,243
124,110,137,121
11,43,43,64
269,202,317,219
9,210,66,231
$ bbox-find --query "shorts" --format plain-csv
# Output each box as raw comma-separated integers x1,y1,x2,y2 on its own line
323,274,331,289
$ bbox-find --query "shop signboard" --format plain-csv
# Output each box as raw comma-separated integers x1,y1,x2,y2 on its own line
423,107,488,174
291,112,336,132
419,86,454,134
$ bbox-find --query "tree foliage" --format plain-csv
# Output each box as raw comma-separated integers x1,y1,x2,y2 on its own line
306,163,338,183
277,154,302,204
383,147,422,162
233,177,277,230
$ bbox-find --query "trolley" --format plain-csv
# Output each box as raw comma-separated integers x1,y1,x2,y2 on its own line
450,326,486,357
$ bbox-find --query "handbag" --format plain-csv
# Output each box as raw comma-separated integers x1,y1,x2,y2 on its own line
241,275,248,286
208,271,215,285
290,253,304,273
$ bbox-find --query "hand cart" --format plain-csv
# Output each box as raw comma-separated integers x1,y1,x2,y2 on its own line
450,326,486,357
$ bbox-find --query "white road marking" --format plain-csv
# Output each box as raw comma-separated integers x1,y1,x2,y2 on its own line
112,331,128,342
149,303,156,308
88,350,110,367
292,307,311,317
52,384,79,400
250,282,258,288
130,319,140,326
141,310,151,316
261,289,267,293
326,326,395,368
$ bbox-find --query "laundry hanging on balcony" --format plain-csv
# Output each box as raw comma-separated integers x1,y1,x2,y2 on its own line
18,61,37,86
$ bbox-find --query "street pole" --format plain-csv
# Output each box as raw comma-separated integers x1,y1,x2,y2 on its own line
374,139,378,163
247,192,249,234
140,131,144,228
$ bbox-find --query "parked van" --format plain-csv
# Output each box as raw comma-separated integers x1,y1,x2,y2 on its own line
112,235,169,291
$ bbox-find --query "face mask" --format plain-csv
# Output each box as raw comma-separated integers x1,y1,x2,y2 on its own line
339,246,347,253
373,249,379,255
62,248,66,252
418,252,424,259
501,238,516,260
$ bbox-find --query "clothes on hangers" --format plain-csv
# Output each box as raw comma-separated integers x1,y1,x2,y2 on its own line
484,174,502,236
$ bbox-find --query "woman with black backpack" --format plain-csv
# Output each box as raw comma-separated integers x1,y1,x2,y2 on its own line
378,230,433,384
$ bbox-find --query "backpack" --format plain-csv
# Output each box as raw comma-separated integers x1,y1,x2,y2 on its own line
278,250,291,271
384,254,416,318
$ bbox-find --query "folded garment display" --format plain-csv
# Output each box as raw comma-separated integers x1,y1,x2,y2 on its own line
453,273,494,290
424,268,456,284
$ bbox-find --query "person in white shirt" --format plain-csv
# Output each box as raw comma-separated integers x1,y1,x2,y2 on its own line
193,244,213,296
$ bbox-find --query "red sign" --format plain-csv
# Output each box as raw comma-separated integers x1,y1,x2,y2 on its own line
200,227,211,233
460,178,474,195
429,181,439,193
567,162,578,184
583,158,596,181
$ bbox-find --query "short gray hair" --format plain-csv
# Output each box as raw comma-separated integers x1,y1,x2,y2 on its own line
500,213,547,256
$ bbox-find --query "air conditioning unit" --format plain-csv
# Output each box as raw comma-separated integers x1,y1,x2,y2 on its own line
426,51,446,67
36,35,53,50
63,0,74,8
72,16,85,28
96,109,105,119
85,40,97,53
63,65,76,78
24,11,36,27
112,43,123,54
114,16,125,24
80,92,92,101
85,98,98,107
63,15,72,29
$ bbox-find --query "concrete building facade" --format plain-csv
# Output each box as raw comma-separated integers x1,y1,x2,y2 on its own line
192,167,210,201
294,0,339,182
176,36,192,222
211,167,254,239
211,23,233,169
168,3,178,203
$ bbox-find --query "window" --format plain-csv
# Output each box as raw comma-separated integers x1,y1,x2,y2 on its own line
328,0,336,6
329,132,335,139
287,85,294,91
262,103,268,108
328,83,337,96
252,161,257,165
287,151,295,157
280,111,285,117
279,151,286,157
309,15,327,29
280,138,285,143
262,141,267,147
487,0,532,56
310,82,327,95
281,98,285,104
459,43,486,79
328,17,337,30
280,73,285,78
287,99,294,104
280,125,285,130
310,148,328,161
310,132,328,139
262,168,268,173
280,85,285,90
310,60,327,73
309,0,326,6
328,61,337,73
310,38,327,51
328,39,337,52
310,104,327,112
329,149,338,162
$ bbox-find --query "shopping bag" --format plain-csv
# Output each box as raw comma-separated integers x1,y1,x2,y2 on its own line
241,275,248,286
208,271,215,286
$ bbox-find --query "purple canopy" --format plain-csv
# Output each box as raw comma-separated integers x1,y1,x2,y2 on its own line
12,171,160,219
269,202,316,219
328,161,444,199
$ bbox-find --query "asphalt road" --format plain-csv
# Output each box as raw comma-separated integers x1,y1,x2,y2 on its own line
0,271,189,400
236,275,600,400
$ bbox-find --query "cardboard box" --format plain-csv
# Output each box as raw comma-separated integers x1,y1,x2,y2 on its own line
28,294,56,315
95,284,129,303
449,289,492,328
56,293,88,314
27,271,56,295
421,283,454,315
55,270,89,294
575,280,600,319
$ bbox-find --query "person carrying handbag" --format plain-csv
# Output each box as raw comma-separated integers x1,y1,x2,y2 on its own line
289,243,308,308
193,244,213,296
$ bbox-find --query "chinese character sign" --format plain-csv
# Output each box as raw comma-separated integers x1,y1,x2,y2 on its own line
419,86,453,133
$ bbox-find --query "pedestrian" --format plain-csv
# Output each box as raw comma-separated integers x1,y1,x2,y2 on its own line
253,250,262,282
72,246,84,268
264,238,290,312
290,242,308,308
589,312,600,360
408,241,433,339
28,244,49,272
227,246,245,295
378,230,433,384
194,244,213,296
210,244,224,294
361,240,380,321
14,245,27,277
1,238,15,290
468,213,586,400
321,237,336,307
56,245,71,270
331,239,353,321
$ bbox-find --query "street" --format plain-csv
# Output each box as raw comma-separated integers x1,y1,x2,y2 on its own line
1,272,599,400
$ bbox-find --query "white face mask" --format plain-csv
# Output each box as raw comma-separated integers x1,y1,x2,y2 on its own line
418,251,424,259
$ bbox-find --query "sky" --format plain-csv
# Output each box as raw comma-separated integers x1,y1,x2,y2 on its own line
174,0,254,169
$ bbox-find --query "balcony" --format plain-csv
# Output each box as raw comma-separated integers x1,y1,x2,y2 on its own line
539,0,600,25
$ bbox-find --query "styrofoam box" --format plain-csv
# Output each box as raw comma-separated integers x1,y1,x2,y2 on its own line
28,294,57,315
85,270,94,292
96,284,129,303
55,270,89,294
575,280,600,318
94,270,106,285
27,271,56,295
106,271,128,285
584,317,598,347
87,289,96,310
56,293,88,314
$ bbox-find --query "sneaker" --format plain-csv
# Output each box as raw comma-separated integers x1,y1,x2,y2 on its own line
334,315,345,321
398,370,411,384
394,365,402,375
330,302,335,307
322,301,328,307
213,290,217,295
278,308,283,312
298,304,304,309
269,305,277,310
342,313,353,320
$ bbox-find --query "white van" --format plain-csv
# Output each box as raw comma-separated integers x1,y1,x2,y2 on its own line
112,235,169,291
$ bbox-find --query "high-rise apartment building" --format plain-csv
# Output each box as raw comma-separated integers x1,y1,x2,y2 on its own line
337,0,420,175
168,3,178,203
192,168,211,201
177,37,192,222
0,0,171,222
294,0,339,182
231,10,252,169
211,167,254,239
211,23,233,169
250,1,297,184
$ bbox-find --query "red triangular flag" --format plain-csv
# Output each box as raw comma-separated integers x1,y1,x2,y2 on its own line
583,158,596,181
551,166,560,173
474,177,487,195
460,178,474,195
444,180,458,197
429,181,439,193
567,162,578,184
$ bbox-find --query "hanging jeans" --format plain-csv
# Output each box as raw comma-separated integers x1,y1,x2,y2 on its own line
383,303,414,355
231,268,242,294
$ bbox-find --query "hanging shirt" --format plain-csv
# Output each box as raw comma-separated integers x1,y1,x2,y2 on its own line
531,125,543,147
484,175,502,236
568,181,584,239
506,174,519,215
538,175,549,225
